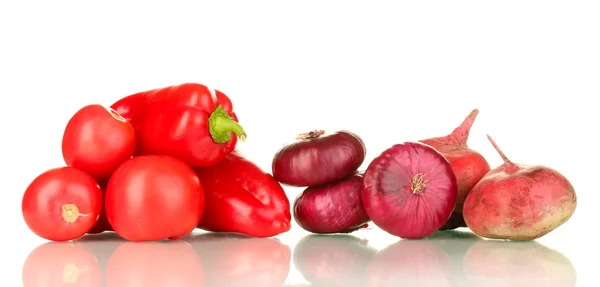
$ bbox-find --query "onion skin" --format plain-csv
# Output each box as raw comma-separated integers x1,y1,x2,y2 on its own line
419,109,491,216
294,173,370,234
272,130,366,187
362,142,458,239
463,135,577,241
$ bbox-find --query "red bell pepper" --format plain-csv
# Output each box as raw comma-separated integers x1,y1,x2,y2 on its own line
111,83,246,167
194,151,292,237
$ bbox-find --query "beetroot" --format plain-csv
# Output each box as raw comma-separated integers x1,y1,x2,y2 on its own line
419,109,491,219
362,142,458,239
463,135,577,240
272,130,366,187
293,173,370,233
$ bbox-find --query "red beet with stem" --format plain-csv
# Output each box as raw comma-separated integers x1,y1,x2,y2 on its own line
419,109,491,217
362,142,458,239
463,135,577,240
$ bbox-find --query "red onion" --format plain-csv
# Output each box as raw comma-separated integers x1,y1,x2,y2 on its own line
293,173,370,233
272,130,366,187
362,142,458,239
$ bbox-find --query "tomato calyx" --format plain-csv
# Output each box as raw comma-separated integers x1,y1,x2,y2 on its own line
61,204,80,223
209,105,247,144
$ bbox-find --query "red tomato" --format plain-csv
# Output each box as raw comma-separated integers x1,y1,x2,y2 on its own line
22,167,103,241
62,104,136,181
105,155,205,242
87,181,113,234
22,242,102,287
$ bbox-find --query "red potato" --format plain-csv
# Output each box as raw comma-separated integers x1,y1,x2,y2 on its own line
22,167,103,241
62,104,136,182
463,136,577,240
419,109,491,224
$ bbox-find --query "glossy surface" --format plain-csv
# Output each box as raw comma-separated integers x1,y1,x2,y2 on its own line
61,104,136,181
111,83,243,167
18,229,578,287
194,151,291,237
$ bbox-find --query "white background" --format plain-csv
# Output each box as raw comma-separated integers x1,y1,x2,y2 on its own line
1,1,599,286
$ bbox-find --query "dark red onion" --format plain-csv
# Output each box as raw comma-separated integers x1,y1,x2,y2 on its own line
272,130,366,187
362,142,458,239
294,173,370,233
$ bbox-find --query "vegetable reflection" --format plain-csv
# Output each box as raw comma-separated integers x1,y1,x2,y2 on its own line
463,239,577,286
22,241,102,287
184,233,291,287
22,231,291,287
293,234,377,287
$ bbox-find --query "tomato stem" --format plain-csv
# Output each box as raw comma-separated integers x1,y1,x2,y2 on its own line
209,105,247,144
61,204,80,223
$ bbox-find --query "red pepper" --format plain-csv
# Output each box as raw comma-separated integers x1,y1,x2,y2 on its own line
194,151,291,237
111,83,246,167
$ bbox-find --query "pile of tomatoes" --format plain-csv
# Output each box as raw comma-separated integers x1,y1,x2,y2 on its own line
21,104,205,242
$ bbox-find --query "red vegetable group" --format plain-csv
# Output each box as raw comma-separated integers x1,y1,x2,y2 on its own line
21,82,577,244
21,82,291,242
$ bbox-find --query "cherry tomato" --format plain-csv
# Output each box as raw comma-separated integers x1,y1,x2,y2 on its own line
22,242,102,287
22,167,103,241
105,155,205,242
62,104,136,181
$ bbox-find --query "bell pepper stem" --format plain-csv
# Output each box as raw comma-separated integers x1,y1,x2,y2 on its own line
209,105,247,144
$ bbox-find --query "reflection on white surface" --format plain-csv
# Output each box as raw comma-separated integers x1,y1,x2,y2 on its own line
293,234,377,286
22,232,290,287
21,230,576,287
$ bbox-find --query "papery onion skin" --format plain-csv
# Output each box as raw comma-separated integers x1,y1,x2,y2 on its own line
362,142,458,239
294,173,370,234
272,130,366,187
